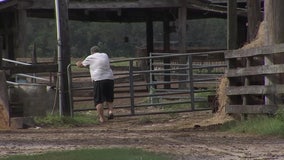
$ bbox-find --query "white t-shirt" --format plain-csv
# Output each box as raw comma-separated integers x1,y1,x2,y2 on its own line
81,52,114,81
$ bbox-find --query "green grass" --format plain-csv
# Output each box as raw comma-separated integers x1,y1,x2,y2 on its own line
159,91,215,111
220,109,284,137
111,60,130,67
1,148,170,160
233,118,284,136
34,113,98,127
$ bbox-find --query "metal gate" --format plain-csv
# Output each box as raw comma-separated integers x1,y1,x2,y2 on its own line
67,50,226,117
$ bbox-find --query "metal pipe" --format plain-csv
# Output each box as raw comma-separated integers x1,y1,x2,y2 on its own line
67,64,73,117
54,0,63,116
15,73,49,81
2,58,31,65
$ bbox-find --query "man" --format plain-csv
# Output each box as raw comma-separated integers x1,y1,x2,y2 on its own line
76,46,114,123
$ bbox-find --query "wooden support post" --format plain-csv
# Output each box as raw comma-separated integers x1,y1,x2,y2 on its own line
7,12,15,60
163,18,171,89
1,13,10,59
265,0,284,44
264,0,284,107
55,0,71,116
146,13,155,87
32,43,37,64
242,57,251,120
247,0,262,42
227,0,238,50
264,55,275,106
163,19,170,52
16,3,27,58
178,0,187,54
31,43,37,83
178,0,187,89
146,14,153,55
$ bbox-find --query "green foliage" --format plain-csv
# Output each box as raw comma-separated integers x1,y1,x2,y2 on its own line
231,117,284,136
68,22,145,58
25,17,226,59
275,108,284,121
25,18,57,57
187,18,226,48
163,102,191,111
34,113,98,127
111,60,130,66
26,18,146,58
1,148,170,160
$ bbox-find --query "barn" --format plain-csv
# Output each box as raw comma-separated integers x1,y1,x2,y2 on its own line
1,0,274,128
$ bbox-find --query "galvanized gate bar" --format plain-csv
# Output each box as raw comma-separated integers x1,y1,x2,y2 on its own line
68,50,226,117
188,55,195,111
129,60,135,115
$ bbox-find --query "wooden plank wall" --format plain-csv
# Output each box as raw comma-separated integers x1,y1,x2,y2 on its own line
225,43,284,114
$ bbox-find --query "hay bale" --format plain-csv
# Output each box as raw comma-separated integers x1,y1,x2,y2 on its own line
216,77,229,116
210,77,234,123
0,71,10,129
197,77,234,126
242,21,266,49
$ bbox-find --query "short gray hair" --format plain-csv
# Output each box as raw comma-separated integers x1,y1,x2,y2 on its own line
90,46,100,54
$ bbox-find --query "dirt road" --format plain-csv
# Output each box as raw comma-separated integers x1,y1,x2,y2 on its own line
0,111,284,160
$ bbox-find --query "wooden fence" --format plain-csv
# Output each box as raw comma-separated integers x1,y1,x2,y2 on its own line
225,43,284,114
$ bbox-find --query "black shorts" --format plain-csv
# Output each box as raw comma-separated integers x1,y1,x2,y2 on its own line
93,79,114,105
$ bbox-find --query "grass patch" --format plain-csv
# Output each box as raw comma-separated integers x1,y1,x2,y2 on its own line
161,102,191,112
194,91,215,109
137,116,153,125
220,110,284,137
34,113,98,128
230,117,284,136
1,148,170,160
111,60,130,67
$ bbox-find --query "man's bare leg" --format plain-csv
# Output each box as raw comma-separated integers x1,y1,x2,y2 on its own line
96,103,106,123
106,102,114,119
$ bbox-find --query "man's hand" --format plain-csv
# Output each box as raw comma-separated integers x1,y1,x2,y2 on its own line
76,61,83,67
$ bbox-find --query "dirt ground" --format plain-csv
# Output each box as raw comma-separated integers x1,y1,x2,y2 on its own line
0,111,284,160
